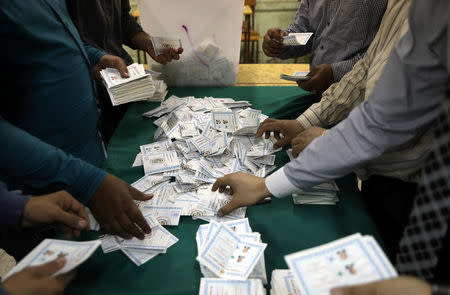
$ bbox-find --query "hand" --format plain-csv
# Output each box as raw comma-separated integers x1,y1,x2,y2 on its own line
298,64,334,92
263,28,286,57
3,258,76,295
132,32,183,65
212,172,271,217
88,174,153,240
291,126,326,157
92,54,129,82
330,276,432,295
257,118,305,149
22,191,89,239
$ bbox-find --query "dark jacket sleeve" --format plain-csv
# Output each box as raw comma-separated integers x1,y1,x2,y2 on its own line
0,182,30,229
121,0,143,49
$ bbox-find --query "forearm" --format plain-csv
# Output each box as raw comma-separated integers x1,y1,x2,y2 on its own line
331,52,365,82
130,31,152,52
0,117,107,204
121,0,143,49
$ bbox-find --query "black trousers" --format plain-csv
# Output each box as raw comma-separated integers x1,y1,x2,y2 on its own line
361,175,417,261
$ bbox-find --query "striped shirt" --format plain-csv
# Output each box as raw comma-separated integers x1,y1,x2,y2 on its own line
297,0,432,182
280,0,387,81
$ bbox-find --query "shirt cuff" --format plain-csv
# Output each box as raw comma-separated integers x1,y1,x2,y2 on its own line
297,108,322,129
70,166,107,204
2,193,30,229
265,167,302,198
0,287,9,295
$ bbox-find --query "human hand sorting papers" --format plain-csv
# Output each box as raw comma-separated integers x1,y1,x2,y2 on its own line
273,233,397,295
280,71,311,82
283,32,313,46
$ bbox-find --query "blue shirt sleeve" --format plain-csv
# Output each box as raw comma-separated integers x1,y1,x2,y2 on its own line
0,287,9,295
83,43,106,67
0,182,30,228
0,116,107,204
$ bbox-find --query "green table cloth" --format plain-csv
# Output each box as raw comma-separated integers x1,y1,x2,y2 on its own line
67,87,381,295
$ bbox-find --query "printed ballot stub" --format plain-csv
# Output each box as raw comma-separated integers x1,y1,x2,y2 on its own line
283,32,313,46
150,36,182,56
3,239,101,281
142,151,181,175
280,71,311,82
199,278,265,295
284,233,397,295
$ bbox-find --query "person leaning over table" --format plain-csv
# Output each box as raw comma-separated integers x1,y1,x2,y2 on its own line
213,0,450,293
66,0,184,142
0,0,152,259
258,0,425,261
263,0,387,93
0,183,90,295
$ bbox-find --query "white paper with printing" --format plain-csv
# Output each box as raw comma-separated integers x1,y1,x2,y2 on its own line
150,36,182,56
143,151,181,175
3,239,101,281
283,33,313,46
199,278,265,295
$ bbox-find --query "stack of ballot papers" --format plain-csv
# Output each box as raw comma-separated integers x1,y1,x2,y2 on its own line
283,32,314,46
101,63,156,106
199,278,266,295
3,239,101,281
286,149,340,205
280,71,310,82
130,95,281,222
196,219,268,284
149,79,168,102
87,211,179,266
273,233,397,295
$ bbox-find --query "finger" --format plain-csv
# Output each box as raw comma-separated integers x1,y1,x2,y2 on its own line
115,59,129,78
110,220,132,240
177,47,184,54
30,258,66,277
298,80,313,91
53,209,88,231
330,283,378,295
169,48,180,60
292,145,301,158
154,55,168,65
273,137,290,150
217,198,240,217
130,186,153,201
274,131,281,140
54,270,77,288
212,176,230,192
128,206,151,234
121,215,145,240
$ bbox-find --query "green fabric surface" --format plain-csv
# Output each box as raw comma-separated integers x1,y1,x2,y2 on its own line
66,87,380,295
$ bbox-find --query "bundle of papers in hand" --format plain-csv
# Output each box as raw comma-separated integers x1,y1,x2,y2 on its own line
196,219,267,284
131,95,280,222
3,239,101,281
274,233,397,295
150,36,182,56
280,71,310,82
101,63,156,106
199,278,266,295
287,149,340,205
283,32,314,46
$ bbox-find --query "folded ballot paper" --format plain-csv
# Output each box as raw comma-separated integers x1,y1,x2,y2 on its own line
272,233,397,295
196,219,268,283
101,63,156,106
150,36,182,56
280,71,311,82
287,149,340,205
283,32,314,46
3,239,101,281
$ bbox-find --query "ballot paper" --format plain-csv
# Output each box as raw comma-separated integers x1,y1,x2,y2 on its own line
140,206,182,226
196,220,267,282
150,36,182,56
283,32,314,46
280,71,311,82
101,63,156,106
142,151,181,175
3,239,101,281
199,278,266,295
270,269,301,295
284,233,397,295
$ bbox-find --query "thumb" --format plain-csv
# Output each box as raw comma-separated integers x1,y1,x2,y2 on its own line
273,137,289,149
115,58,129,78
30,258,67,277
52,208,88,230
217,199,239,217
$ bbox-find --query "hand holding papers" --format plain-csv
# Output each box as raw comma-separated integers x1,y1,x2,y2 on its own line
280,234,397,295
150,36,183,56
3,239,101,281
101,63,156,106
283,32,313,46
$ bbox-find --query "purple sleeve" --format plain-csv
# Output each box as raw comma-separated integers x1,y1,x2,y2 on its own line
0,287,9,295
0,182,30,228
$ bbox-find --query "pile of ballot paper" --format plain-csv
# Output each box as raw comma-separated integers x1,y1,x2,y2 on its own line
196,219,267,284
3,239,101,282
86,209,178,266
199,278,266,295
129,95,281,222
101,63,156,106
271,233,397,295
287,149,340,205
